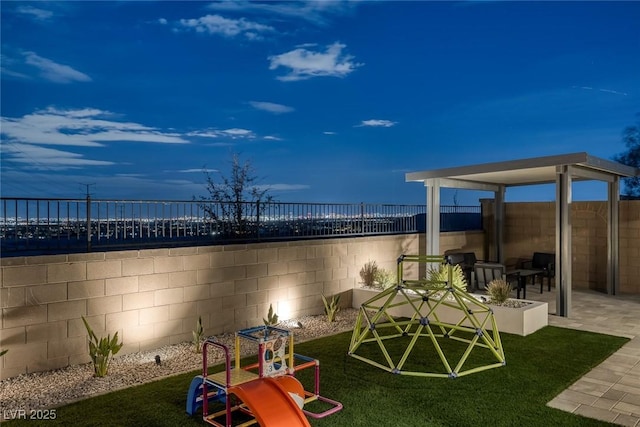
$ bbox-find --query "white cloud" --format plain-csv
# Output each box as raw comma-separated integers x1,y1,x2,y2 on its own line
249,101,295,114
1,142,114,169
323,131,337,135
599,88,628,96
221,128,255,138
16,6,54,21
206,0,356,25
268,42,362,81
176,168,217,174
158,18,168,25
178,14,274,40
23,51,91,84
187,128,256,139
1,107,190,170
358,119,397,128
574,86,628,96
263,135,283,141
1,107,189,148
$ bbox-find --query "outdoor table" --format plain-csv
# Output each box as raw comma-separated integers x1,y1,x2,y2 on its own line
506,269,544,299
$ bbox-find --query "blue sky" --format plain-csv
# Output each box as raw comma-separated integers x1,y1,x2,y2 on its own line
1,1,639,205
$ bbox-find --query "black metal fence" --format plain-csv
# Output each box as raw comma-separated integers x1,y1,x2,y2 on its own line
0,198,481,257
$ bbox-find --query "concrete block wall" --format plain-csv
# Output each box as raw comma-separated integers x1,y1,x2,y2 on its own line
481,199,640,294
1,233,431,380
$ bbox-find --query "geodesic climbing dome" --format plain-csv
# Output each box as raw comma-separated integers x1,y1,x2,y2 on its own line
348,255,505,378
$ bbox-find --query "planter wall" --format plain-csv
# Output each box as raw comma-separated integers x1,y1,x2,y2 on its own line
352,287,547,336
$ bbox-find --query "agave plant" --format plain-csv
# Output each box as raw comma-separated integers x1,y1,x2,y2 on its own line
321,294,341,322
192,316,204,353
263,303,279,326
82,316,123,377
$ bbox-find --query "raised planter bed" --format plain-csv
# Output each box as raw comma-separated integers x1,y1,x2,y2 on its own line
351,287,548,336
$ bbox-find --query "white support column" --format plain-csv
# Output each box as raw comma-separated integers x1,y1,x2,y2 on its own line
607,178,620,295
425,179,440,255
556,166,572,317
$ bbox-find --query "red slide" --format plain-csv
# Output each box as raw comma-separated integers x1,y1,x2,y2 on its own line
228,377,311,427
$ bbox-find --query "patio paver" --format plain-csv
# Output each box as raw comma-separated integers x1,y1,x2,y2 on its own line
526,289,640,427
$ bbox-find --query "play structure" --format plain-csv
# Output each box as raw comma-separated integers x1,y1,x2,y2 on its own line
186,325,342,427
349,255,506,378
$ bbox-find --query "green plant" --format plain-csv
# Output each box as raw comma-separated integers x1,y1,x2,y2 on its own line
192,316,204,353
374,268,395,289
486,279,512,305
321,294,341,322
427,263,467,290
81,316,123,378
359,260,378,288
263,303,279,326
0,349,8,357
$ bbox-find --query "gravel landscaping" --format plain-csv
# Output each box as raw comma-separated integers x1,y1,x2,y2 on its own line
0,309,360,419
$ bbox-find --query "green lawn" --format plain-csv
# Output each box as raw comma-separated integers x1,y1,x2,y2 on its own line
5,326,627,427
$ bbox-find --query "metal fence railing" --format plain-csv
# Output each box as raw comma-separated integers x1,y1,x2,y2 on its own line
0,198,482,257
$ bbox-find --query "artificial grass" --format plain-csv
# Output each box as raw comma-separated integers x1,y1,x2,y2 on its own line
4,326,627,427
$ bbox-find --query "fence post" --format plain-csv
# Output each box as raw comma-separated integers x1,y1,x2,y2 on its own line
256,200,260,241
86,194,92,252
360,202,365,236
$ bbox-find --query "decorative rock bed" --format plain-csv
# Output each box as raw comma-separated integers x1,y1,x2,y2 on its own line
0,309,360,419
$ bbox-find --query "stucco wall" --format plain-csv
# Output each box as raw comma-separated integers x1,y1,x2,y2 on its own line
481,200,640,294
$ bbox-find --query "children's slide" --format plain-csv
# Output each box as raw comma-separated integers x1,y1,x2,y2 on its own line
228,377,311,427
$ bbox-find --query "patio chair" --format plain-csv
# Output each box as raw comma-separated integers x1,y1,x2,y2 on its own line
446,252,479,288
474,262,523,297
473,262,505,292
521,252,555,293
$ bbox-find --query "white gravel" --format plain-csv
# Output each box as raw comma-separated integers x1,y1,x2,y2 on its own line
0,309,360,420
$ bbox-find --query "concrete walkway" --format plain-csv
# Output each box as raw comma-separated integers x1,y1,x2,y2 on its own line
525,289,640,426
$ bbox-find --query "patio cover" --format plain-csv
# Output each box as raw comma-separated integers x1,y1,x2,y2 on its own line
406,152,638,317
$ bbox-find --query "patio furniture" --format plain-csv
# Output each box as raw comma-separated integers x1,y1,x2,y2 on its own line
474,262,524,298
521,252,555,293
446,252,479,288
505,268,542,299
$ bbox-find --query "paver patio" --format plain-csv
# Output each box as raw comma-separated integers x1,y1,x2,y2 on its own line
526,289,640,426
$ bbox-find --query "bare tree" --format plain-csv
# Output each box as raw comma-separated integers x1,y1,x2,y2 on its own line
199,153,273,236
614,115,640,198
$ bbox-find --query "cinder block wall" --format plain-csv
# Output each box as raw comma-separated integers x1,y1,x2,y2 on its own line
481,200,640,294
1,233,438,379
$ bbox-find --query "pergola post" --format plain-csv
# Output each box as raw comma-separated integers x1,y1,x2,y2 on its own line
607,178,620,295
425,178,440,255
494,185,505,264
556,165,572,317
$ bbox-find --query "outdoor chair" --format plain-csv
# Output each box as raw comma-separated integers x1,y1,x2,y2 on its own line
521,252,555,293
473,262,505,292
446,252,479,288
474,262,523,297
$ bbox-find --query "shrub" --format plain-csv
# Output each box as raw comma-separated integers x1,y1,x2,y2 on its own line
486,279,512,305
263,303,279,326
374,268,396,289
359,261,378,288
427,263,467,290
321,294,341,322
81,316,123,378
192,316,204,353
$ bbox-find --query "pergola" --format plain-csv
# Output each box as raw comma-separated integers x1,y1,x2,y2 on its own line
405,152,638,317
